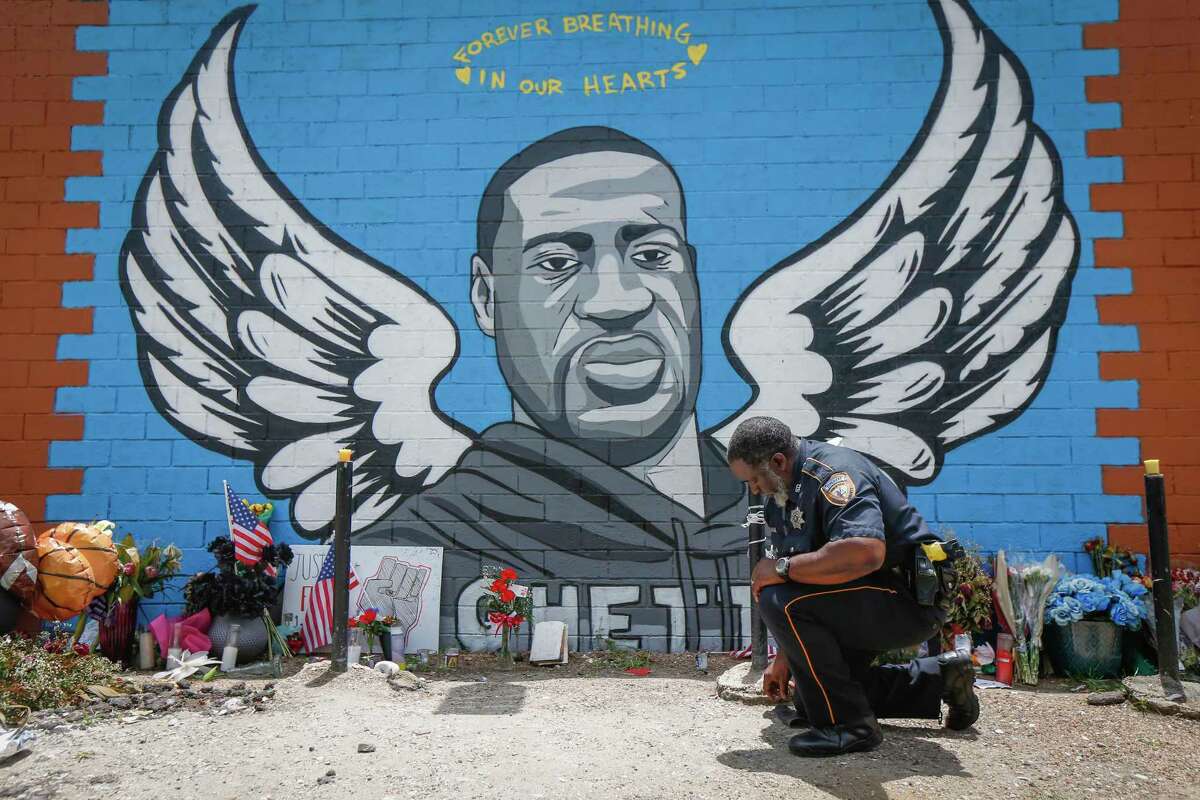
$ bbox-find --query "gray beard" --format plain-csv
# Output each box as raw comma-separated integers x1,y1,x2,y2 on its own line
761,470,789,507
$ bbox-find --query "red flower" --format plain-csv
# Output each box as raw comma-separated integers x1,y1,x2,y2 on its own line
490,578,507,594
500,568,518,582
360,609,377,624
348,617,358,628
72,642,90,656
499,588,516,603
122,562,136,576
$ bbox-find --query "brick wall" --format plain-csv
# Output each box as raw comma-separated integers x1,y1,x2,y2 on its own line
0,0,104,528
1086,0,1200,566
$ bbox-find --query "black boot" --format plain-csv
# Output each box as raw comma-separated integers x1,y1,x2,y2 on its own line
774,702,809,729
788,720,883,757
939,650,979,730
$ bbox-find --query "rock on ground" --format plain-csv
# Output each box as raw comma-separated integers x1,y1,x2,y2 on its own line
716,661,773,706
1123,675,1200,721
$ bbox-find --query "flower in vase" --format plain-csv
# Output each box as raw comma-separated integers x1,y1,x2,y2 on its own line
360,608,377,624
1076,591,1110,614
1046,595,1084,626
500,568,518,582
145,566,158,580
489,578,507,594
499,588,516,603
122,562,135,576
1065,576,1098,594
1110,598,1143,630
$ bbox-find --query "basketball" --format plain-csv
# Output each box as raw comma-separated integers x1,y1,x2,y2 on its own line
51,522,118,591
29,534,100,621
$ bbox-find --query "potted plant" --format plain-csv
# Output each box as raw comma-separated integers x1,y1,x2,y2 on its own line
1043,571,1149,678
94,526,183,666
182,537,293,665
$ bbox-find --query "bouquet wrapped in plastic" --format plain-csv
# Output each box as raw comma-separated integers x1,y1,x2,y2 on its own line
993,551,1060,685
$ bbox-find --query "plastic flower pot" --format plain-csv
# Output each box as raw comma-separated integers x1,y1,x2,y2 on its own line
1045,618,1123,678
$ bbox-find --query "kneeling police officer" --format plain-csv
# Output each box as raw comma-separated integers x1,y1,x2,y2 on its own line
726,416,979,757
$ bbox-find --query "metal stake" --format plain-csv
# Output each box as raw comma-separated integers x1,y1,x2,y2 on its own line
330,448,354,673
1144,459,1186,702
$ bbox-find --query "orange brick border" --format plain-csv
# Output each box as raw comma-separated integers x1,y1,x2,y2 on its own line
1086,0,1200,564
0,0,106,527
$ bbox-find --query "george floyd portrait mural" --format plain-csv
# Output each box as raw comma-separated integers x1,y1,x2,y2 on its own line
119,0,1078,651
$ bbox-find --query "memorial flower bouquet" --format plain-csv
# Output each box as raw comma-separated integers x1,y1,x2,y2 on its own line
1172,568,1200,610
1082,537,1138,578
1044,571,1149,630
942,544,994,650
349,608,398,654
993,552,1060,685
482,566,533,664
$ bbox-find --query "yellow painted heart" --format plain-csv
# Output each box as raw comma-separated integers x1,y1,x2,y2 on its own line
454,66,472,85
687,43,708,66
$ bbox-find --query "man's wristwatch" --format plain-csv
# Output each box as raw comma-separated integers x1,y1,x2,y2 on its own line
774,556,792,580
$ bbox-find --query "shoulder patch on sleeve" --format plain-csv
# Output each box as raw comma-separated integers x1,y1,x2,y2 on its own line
820,472,856,506
800,457,834,485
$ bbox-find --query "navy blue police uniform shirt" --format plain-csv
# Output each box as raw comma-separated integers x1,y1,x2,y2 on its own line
762,438,937,572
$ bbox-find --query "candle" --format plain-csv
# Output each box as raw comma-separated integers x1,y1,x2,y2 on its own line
1144,459,1161,476
138,629,157,670
339,448,353,462
167,622,183,668
221,623,241,672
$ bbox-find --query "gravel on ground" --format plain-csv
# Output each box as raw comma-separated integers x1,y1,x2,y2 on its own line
2,653,1196,800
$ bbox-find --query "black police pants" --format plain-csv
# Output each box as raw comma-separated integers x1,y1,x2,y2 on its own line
758,573,945,729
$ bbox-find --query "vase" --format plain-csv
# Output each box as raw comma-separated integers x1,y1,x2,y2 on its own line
208,614,268,664
1045,618,1123,678
98,598,139,667
497,625,516,670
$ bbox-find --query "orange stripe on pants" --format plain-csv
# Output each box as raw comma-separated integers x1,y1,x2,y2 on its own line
782,585,898,726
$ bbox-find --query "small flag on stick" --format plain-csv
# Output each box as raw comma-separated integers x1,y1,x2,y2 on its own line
224,482,276,577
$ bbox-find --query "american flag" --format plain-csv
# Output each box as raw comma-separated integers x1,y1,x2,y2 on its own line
301,546,359,653
224,482,275,577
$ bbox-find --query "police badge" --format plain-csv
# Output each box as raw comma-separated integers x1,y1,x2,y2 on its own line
789,508,805,529
821,472,856,506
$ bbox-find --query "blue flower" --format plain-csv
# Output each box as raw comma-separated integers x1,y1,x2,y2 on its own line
1068,576,1101,594
1077,591,1110,614
1110,598,1143,630
1045,595,1085,626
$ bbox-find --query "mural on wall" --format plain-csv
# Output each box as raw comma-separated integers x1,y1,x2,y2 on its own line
119,0,1078,651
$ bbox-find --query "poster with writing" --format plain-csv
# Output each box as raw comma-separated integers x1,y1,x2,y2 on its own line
281,546,442,655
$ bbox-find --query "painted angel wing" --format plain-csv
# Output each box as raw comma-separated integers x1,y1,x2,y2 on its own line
715,0,1079,485
120,7,471,537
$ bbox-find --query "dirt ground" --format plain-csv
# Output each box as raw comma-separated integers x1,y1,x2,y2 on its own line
3,653,1198,800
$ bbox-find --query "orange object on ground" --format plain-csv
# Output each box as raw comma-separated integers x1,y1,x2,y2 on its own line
49,522,117,591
